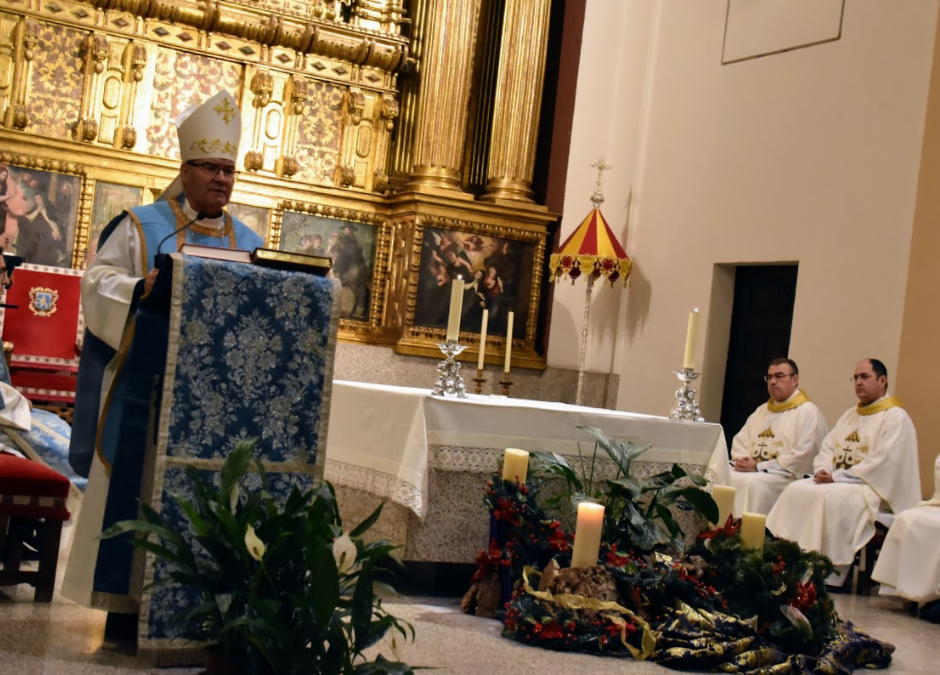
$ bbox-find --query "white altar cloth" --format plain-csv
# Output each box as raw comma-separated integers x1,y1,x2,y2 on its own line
324,381,729,518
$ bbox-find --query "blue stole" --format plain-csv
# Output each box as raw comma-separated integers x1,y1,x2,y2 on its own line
67,198,262,597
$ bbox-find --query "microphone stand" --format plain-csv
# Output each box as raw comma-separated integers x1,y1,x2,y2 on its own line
154,212,206,269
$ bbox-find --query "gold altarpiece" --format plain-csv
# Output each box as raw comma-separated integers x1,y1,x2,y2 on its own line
0,0,556,369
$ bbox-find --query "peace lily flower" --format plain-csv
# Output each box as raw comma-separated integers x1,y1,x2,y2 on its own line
245,524,266,561
332,532,358,574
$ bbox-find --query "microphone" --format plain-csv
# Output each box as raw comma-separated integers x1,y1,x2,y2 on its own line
154,212,206,268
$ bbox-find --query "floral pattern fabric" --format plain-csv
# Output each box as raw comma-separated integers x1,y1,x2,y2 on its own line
140,256,338,651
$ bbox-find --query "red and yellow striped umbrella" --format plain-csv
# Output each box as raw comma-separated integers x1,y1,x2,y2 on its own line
549,208,631,286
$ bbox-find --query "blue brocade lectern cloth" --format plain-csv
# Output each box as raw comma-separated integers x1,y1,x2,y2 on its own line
136,254,339,659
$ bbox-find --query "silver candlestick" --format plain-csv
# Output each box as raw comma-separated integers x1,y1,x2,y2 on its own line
669,368,704,422
432,341,468,398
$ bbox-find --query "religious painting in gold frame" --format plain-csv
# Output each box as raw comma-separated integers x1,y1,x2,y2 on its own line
85,181,144,269
269,201,388,329
0,154,89,270
226,203,272,244
396,218,547,370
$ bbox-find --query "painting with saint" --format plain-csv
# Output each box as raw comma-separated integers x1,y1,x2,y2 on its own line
279,210,376,321
414,227,535,339
0,163,82,268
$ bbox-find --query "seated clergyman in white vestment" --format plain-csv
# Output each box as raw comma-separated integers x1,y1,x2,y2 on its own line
766,358,921,586
729,358,828,516
871,452,940,605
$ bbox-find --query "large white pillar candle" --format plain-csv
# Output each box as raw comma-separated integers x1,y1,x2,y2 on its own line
682,308,700,370
739,512,766,551
711,485,735,526
477,309,489,371
445,279,465,342
501,448,529,483
503,311,514,373
570,502,605,568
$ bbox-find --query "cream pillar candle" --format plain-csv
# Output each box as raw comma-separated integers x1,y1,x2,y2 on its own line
570,502,605,568
477,309,489,370
501,448,529,483
711,485,735,526
503,311,514,373
739,512,766,551
682,308,701,370
445,279,465,342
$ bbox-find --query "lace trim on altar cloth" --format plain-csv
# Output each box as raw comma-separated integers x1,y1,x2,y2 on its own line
324,460,425,517
427,445,702,481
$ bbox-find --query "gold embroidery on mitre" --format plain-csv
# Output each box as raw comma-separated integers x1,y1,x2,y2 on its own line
758,427,775,438
214,98,236,124
190,139,238,156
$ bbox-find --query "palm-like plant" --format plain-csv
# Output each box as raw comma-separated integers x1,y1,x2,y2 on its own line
531,425,718,553
102,439,413,675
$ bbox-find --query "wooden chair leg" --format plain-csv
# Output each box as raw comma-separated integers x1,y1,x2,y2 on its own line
34,520,62,603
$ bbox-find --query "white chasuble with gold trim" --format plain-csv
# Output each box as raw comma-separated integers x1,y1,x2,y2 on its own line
767,399,920,566
728,391,828,516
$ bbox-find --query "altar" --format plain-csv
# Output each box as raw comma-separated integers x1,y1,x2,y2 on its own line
324,381,729,563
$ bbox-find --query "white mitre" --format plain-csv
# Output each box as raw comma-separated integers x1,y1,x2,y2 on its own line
160,90,242,201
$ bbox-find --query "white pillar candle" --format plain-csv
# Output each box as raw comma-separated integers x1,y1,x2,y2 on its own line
445,279,465,342
682,308,700,370
503,311,514,373
711,485,735,526
501,447,529,483
570,502,605,568
739,512,766,551
477,309,489,371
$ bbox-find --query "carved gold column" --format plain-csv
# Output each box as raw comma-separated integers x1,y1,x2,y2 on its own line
2,17,38,130
481,0,551,204
407,0,482,193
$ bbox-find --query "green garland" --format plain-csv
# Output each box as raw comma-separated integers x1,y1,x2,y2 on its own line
471,474,894,672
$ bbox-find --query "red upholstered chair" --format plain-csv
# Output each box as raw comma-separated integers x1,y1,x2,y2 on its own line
0,452,71,601
0,263,84,413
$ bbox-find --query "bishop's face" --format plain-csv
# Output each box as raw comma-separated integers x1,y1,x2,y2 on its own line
180,159,236,216
766,364,799,402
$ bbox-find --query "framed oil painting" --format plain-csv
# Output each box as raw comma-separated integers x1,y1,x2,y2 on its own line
273,203,384,324
227,202,271,243
414,226,536,340
396,218,548,370
0,161,85,269
84,181,144,268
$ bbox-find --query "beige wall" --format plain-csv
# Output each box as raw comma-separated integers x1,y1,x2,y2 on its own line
896,4,940,498
548,0,656,373
556,1,938,456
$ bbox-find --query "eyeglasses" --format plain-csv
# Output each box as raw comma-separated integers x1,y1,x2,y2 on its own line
851,373,875,382
764,372,794,382
187,161,239,178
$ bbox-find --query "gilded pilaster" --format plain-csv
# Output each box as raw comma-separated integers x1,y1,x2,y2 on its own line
337,86,399,192
481,0,551,204
2,16,38,130
407,0,482,192
278,74,311,178
72,33,109,143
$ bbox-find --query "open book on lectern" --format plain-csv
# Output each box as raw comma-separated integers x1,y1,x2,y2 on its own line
179,244,332,276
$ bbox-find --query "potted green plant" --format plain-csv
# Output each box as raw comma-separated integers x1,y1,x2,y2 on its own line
102,439,414,675
531,425,718,553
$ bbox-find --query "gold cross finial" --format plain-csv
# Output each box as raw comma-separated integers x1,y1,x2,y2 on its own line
590,157,612,207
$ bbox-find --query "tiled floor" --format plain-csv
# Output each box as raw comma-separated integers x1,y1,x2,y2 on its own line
1,523,937,674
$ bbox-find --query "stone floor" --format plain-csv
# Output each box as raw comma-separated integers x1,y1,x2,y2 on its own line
0,522,937,674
